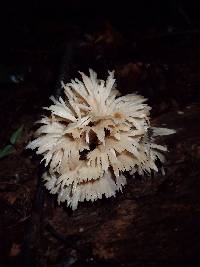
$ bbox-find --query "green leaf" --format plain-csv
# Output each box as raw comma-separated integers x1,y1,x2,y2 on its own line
0,144,13,159
10,125,24,145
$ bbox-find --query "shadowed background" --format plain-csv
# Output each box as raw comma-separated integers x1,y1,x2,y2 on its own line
0,1,200,267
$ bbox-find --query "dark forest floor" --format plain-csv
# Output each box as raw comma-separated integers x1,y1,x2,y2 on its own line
0,21,200,267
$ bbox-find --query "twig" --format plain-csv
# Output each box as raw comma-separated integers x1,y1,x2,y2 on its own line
20,176,46,267
54,41,75,98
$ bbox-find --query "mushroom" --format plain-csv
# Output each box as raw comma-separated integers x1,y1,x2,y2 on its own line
27,69,175,210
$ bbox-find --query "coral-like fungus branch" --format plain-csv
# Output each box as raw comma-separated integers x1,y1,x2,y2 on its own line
27,69,175,210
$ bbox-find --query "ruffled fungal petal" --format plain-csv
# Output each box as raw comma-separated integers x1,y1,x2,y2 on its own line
152,127,176,136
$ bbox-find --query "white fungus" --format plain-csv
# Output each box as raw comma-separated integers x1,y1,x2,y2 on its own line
27,69,175,210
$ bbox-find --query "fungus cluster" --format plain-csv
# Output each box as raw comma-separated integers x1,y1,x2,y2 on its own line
27,69,175,210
